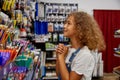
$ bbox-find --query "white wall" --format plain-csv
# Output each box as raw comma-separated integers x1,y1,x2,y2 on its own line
40,0,120,15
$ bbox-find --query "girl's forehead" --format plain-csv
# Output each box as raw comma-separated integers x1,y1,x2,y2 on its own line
67,16,74,21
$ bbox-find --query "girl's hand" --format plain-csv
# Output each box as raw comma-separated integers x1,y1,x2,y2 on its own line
56,43,68,59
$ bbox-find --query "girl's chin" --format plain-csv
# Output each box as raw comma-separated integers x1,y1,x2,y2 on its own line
63,34,69,37
63,34,66,36
63,33,69,37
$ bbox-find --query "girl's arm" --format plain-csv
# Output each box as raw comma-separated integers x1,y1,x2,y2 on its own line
57,55,69,80
55,43,69,79
56,59,59,76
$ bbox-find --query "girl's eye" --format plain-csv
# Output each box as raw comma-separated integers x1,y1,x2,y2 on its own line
64,21,70,25
63,21,67,24
67,22,70,25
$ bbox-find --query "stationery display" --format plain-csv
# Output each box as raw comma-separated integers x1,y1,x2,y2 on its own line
0,0,79,80
0,0,46,80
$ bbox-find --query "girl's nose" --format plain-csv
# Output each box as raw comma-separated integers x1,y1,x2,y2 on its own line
64,24,67,29
63,25,66,31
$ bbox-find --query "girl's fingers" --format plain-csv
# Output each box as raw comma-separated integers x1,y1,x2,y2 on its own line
56,48,64,54
56,48,66,54
56,44,68,55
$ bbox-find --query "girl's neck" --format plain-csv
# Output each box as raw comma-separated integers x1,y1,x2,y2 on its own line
70,38,82,49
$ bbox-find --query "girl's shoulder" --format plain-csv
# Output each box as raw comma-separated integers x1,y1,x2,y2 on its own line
77,46,93,57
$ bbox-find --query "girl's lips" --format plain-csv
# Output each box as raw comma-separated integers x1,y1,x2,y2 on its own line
63,30,67,33
63,29,67,32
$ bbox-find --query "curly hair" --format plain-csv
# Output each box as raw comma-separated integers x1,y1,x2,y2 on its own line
67,11,106,51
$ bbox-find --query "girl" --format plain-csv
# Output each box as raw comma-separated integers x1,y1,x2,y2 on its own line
55,11,106,80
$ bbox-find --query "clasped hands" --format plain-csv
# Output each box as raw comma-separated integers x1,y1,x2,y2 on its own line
55,43,69,60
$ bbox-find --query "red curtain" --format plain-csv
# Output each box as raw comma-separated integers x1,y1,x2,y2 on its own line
94,10,120,72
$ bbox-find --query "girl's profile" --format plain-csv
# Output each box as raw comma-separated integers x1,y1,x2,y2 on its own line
56,11,106,80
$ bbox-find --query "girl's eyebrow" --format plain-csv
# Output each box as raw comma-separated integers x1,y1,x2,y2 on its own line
66,20,70,22
64,19,69,23
63,20,67,24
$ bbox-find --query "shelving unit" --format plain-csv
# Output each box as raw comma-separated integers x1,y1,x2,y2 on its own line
0,0,46,80
39,2,78,80
113,30,120,79
44,50,57,80
113,39,120,57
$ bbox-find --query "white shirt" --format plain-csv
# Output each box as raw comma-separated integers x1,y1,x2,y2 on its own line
65,46,95,80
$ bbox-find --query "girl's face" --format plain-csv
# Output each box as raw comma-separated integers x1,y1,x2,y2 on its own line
63,16,77,38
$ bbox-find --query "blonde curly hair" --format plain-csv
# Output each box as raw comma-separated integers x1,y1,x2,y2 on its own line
67,11,106,51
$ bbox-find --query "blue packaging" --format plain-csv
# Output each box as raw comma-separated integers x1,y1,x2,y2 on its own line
35,2,38,17
43,21,48,34
0,55,2,65
36,20,39,34
38,21,42,34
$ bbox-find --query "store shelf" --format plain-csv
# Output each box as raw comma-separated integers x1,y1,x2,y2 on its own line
114,69,120,75
46,66,56,70
46,57,56,60
114,35,120,38
46,48,56,51
113,66,120,76
43,76,58,80
114,53,120,57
